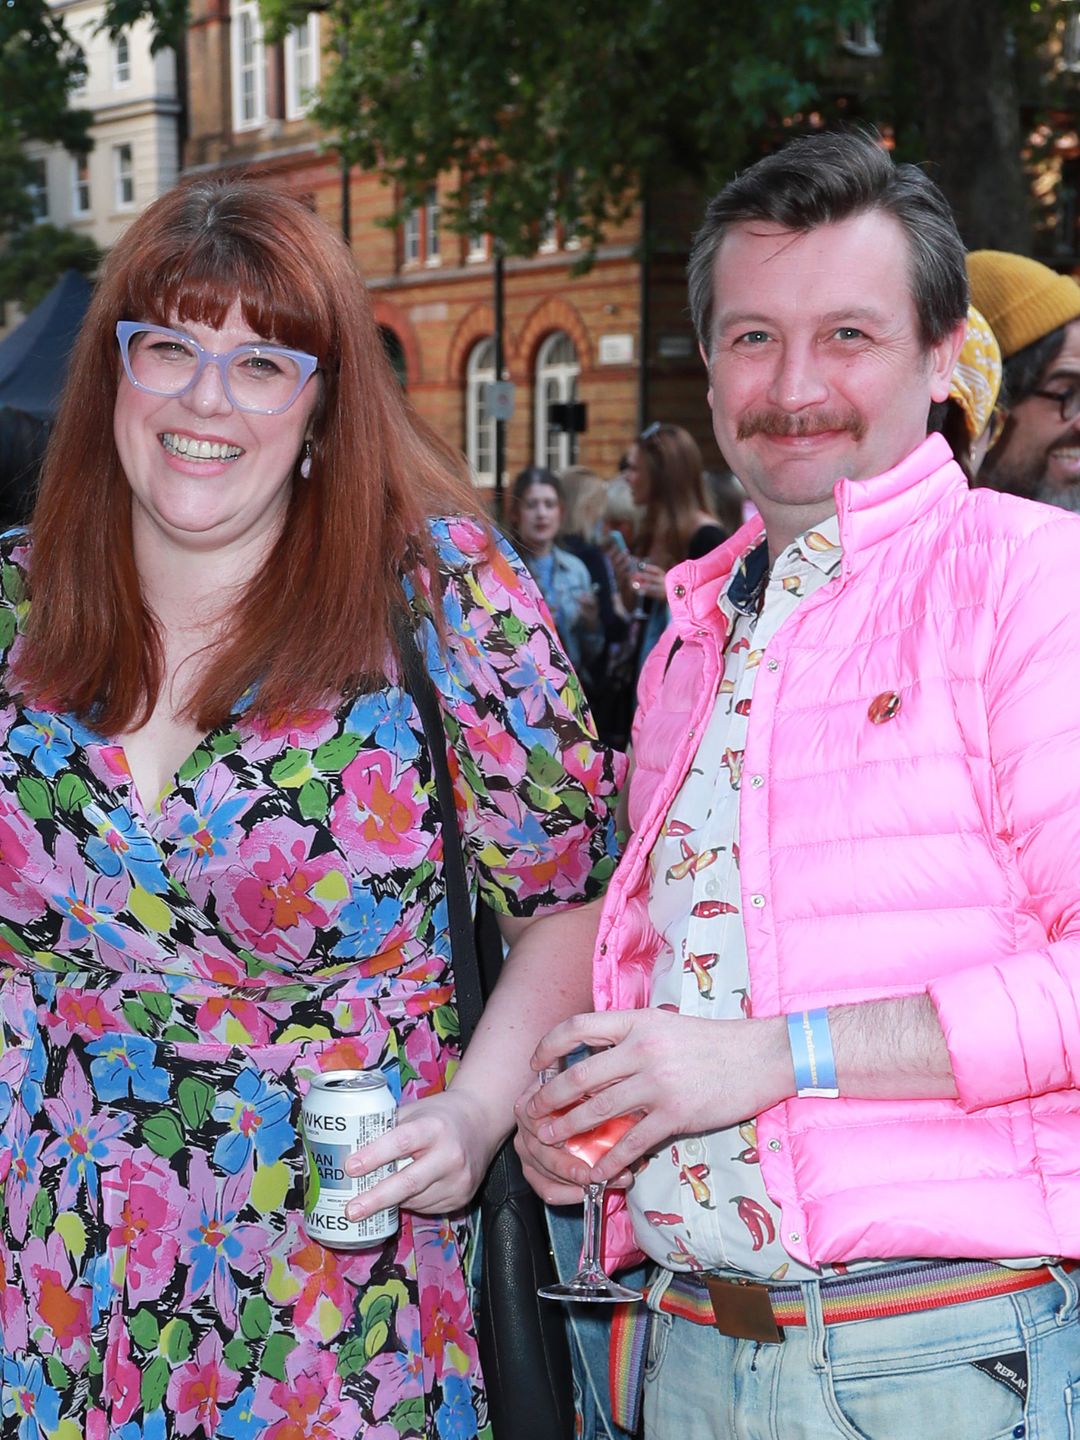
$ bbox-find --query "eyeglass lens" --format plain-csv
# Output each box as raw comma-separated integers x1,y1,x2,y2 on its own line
123,327,307,413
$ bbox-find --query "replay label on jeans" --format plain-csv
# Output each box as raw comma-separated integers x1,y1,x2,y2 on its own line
971,1351,1028,1401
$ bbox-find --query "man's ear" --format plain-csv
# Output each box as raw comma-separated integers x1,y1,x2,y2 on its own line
700,341,714,409
928,319,968,405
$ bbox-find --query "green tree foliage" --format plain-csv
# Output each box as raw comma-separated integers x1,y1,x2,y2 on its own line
257,0,881,253
1,1,90,231
0,223,101,310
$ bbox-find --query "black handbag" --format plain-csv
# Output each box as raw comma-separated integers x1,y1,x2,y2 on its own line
396,610,576,1440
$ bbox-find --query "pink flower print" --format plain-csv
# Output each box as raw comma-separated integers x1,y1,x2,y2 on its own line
367,1316,423,1420
0,1240,29,1354
247,707,337,752
420,1279,474,1374
179,1152,269,1329
50,989,118,1045
0,814,47,925
285,1237,351,1340
102,1153,182,1304
166,1328,241,1437
102,1309,142,1427
5,1100,45,1243
22,1231,88,1362
220,818,346,962
47,834,161,972
41,1053,129,1211
195,994,272,1046
459,708,526,779
260,1346,364,1440
330,751,428,877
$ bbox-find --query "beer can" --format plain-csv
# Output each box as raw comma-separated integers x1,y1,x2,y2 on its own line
301,1069,398,1249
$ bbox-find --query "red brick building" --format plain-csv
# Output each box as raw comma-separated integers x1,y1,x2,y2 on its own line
183,0,721,490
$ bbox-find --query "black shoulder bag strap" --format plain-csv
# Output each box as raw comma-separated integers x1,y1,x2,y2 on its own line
393,607,574,1440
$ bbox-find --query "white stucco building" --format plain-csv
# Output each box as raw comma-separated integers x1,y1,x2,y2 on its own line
24,0,181,251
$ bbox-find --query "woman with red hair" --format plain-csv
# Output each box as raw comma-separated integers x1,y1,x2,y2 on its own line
0,177,621,1438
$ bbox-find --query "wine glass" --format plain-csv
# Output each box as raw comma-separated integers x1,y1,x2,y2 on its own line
536,1047,641,1303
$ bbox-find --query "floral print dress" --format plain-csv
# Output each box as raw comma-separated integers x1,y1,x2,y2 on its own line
0,519,623,1440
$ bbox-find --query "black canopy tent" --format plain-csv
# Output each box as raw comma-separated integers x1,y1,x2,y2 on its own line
0,270,93,529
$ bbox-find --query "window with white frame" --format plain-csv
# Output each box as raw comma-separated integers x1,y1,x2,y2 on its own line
839,17,881,56
538,208,558,254
112,30,131,84
403,206,421,265
424,186,440,264
70,43,87,95
466,338,497,485
466,189,488,261
72,155,91,216
285,14,319,118
232,0,267,130
27,158,48,221
113,143,134,209
534,331,579,471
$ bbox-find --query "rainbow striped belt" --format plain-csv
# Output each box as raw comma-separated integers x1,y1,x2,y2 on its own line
660,1257,1074,1332
608,1259,1075,1430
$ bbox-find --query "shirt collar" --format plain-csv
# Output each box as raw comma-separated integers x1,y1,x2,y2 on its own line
723,512,843,618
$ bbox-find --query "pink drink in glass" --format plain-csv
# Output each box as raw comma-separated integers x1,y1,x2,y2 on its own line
564,1113,635,1167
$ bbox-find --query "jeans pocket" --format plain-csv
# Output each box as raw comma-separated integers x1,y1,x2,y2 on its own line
643,1310,672,1385
1067,1383,1080,1440
824,1346,1026,1440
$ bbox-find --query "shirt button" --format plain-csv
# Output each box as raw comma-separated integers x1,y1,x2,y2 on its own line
705,878,720,897
767,658,779,672
673,583,686,599
789,1232,801,1244
599,943,607,955
768,1139,782,1151
750,894,766,908
750,774,764,789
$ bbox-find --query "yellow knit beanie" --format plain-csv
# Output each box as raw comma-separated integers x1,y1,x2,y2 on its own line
967,250,1080,358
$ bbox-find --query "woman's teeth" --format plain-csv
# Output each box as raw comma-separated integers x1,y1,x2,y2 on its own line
160,433,243,461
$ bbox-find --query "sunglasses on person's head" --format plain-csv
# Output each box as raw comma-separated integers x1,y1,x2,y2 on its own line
639,421,664,442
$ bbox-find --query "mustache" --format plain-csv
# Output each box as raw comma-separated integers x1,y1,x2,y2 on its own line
736,410,868,442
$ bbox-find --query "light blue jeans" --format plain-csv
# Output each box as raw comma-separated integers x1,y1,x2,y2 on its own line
547,1203,645,1440
643,1266,1080,1439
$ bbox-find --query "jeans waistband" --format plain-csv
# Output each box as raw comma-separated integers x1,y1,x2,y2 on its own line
658,1258,1074,1330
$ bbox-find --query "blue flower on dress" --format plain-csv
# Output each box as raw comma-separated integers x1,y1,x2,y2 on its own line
217,1387,267,1440
1,1355,61,1440
8,711,74,779
88,1250,118,1329
85,805,170,894
212,1067,293,1174
331,888,403,959
435,1374,479,1440
20,1023,45,1118
374,690,421,762
173,791,250,875
86,1032,171,1103
116,1408,166,1440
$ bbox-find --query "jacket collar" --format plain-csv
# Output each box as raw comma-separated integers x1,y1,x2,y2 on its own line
667,433,966,633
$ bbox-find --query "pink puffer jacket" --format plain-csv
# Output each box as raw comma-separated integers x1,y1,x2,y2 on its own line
596,434,1080,1272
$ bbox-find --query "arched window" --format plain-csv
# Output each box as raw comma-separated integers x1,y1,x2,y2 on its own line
379,326,407,388
466,338,496,485
534,331,579,471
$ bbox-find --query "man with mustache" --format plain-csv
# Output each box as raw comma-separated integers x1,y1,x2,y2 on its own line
967,248,1080,506
519,129,1080,1439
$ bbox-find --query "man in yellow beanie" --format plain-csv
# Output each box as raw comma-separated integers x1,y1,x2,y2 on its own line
967,249,1080,506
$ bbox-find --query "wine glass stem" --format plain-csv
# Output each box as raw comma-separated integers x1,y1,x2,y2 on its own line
581,1181,606,1274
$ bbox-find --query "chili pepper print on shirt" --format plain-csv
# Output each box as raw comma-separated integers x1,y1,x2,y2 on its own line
0,518,623,1440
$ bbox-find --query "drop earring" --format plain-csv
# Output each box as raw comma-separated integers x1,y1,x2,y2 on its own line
300,439,313,480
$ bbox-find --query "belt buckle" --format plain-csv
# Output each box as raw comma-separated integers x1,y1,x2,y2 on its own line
704,1276,784,1345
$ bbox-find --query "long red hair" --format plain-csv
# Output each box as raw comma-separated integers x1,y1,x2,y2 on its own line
18,176,485,733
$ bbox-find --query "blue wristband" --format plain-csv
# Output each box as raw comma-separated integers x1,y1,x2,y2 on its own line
786,1008,839,1098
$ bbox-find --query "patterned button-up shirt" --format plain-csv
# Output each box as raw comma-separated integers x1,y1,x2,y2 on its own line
628,516,846,1279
